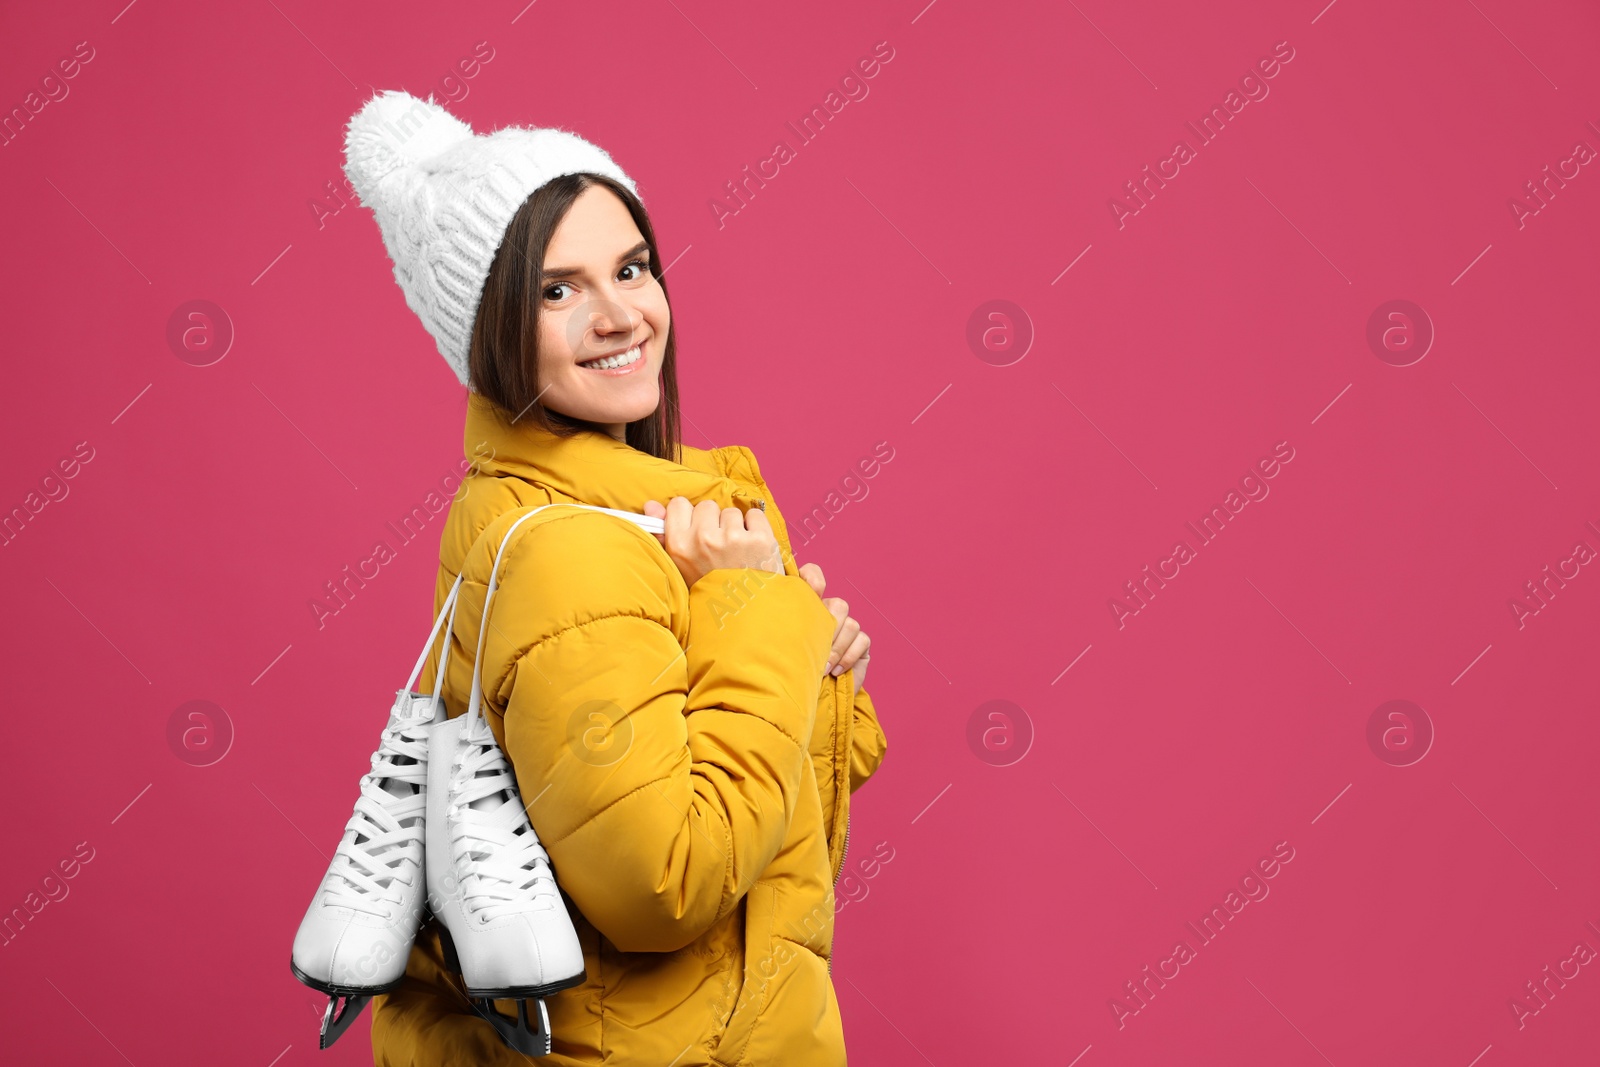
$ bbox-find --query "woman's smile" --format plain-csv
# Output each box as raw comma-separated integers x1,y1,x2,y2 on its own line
577,340,648,376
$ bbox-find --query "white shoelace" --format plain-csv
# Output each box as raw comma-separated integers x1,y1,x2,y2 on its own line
440,505,661,926
448,716,563,923
322,714,432,917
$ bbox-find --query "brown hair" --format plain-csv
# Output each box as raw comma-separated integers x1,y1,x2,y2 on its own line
467,172,681,462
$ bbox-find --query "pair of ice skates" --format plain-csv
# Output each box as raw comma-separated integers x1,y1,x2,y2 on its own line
290,505,662,1054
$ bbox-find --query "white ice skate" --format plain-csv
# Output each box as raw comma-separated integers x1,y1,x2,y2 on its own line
425,505,661,1055
290,575,465,1048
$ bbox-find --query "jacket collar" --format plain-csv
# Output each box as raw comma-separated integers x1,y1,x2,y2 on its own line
462,392,766,516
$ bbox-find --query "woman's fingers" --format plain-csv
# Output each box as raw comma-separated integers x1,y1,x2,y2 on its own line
648,497,705,587
643,499,666,543
834,631,871,677
798,562,825,598
744,507,774,535
737,506,783,574
815,589,871,679
692,499,724,542
646,501,866,672
653,496,788,582
665,495,695,543
822,597,857,673
849,646,870,689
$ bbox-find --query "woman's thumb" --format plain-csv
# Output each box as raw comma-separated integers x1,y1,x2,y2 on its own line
797,562,825,597
642,499,666,541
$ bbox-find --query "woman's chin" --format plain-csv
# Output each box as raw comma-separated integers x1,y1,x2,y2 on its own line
565,396,660,428
543,372,661,428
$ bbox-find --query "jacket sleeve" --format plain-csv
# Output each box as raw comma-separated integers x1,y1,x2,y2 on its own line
478,509,837,953
848,684,887,793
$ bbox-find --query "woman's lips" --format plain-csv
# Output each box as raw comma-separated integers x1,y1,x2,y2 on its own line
578,342,647,377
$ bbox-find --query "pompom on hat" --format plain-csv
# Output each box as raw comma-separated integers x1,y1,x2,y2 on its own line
342,89,641,386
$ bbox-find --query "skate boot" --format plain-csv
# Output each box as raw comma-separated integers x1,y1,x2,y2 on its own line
290,576,464,1048
425,695,586,1054
425,506,600,1055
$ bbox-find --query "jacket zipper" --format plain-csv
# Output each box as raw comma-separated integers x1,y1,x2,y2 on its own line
828,667,852,977
827,822,849,977
753,486,847,976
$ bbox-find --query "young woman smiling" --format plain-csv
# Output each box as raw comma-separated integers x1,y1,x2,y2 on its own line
341,92,888,1066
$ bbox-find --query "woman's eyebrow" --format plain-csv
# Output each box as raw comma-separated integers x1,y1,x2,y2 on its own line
542,240,650,279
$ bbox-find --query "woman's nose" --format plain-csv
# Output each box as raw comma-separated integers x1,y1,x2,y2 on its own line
582,296,643,338
576,299,643,356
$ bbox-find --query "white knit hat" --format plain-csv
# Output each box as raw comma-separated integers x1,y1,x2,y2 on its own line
342,89,641,386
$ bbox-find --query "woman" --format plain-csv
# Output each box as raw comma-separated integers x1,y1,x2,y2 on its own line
342,92,889,1064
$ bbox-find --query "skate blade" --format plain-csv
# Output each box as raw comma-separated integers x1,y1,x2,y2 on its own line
431,923,583,1055
318,991,371,1050
471,995,553,1058
289,959,399,1049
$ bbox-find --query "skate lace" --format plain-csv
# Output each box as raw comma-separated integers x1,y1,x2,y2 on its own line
448,715,564,922
321,715,431,916
447,506,665,924
322,575,465,919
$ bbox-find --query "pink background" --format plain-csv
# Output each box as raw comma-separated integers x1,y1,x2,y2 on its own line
3,0,1598,1063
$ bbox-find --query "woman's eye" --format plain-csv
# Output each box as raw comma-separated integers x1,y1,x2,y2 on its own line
620,258,650,282
543,283,570,302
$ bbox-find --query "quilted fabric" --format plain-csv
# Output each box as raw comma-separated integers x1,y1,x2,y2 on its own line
370,394,888,1065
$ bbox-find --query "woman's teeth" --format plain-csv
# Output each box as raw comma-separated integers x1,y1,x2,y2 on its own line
581,345,641,370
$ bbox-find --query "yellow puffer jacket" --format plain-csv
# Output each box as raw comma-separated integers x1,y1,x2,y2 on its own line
371,394,889,1066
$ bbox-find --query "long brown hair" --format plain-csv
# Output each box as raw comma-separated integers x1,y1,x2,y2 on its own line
468,172,681,462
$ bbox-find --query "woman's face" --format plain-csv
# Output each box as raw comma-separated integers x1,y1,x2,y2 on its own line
534,184,669,441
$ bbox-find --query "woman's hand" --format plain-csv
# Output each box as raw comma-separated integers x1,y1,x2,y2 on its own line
643,496,784,590
798,563,871,689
